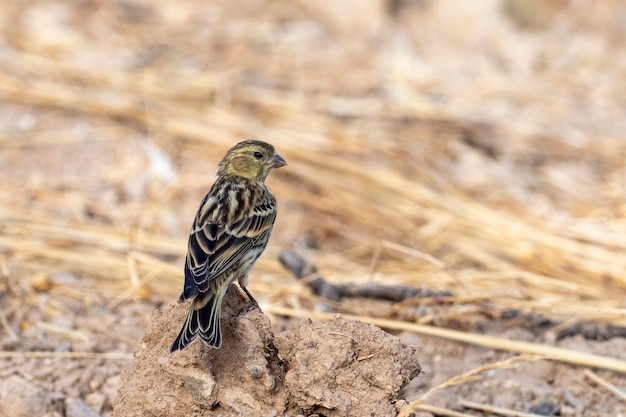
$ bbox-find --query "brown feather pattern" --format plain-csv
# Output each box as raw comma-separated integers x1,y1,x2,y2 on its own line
171,140,285,352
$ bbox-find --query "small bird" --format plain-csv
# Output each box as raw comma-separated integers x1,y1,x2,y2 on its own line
171,140,286,352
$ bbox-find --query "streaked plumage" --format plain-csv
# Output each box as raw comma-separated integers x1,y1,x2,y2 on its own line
171,140,286,352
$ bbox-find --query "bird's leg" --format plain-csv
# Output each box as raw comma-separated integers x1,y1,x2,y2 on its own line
236,274,261,313
238,285,261,313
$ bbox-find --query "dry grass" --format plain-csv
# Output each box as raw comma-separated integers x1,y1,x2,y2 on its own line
268,306,626,373
0,0,626,342
1,0,626,383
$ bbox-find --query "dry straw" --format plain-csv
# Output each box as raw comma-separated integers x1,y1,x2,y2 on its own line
0,2,625,392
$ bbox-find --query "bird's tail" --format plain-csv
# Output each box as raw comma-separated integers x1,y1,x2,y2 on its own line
170,288,226,352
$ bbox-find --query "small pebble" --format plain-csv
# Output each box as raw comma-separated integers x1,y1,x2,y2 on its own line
250,365,265,378
65,398,102,417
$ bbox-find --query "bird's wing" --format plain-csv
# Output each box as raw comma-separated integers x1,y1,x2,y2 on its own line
180,188,277,300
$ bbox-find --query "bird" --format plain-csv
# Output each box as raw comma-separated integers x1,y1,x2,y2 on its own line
170,140,286,352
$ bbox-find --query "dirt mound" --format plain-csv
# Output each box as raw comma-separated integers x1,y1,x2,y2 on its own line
113,287,421,417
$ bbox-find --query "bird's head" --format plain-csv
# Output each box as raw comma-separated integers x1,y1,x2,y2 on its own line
218,140,287,181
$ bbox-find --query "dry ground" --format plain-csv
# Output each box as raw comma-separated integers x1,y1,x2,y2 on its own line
1,0,626,416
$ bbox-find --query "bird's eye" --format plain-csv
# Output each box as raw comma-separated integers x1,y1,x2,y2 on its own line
253,151,263,160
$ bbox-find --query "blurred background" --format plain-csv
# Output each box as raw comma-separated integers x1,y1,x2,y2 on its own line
1,0,626,416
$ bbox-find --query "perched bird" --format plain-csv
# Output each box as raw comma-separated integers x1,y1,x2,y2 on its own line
171,140,286,352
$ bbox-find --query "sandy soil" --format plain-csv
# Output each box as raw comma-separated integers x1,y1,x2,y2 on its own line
3,287,626,416
1,1,626,416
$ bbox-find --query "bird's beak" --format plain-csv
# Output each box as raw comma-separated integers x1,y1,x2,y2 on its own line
270,153,287,169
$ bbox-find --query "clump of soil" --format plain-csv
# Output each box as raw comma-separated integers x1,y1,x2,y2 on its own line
113,287,421,417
